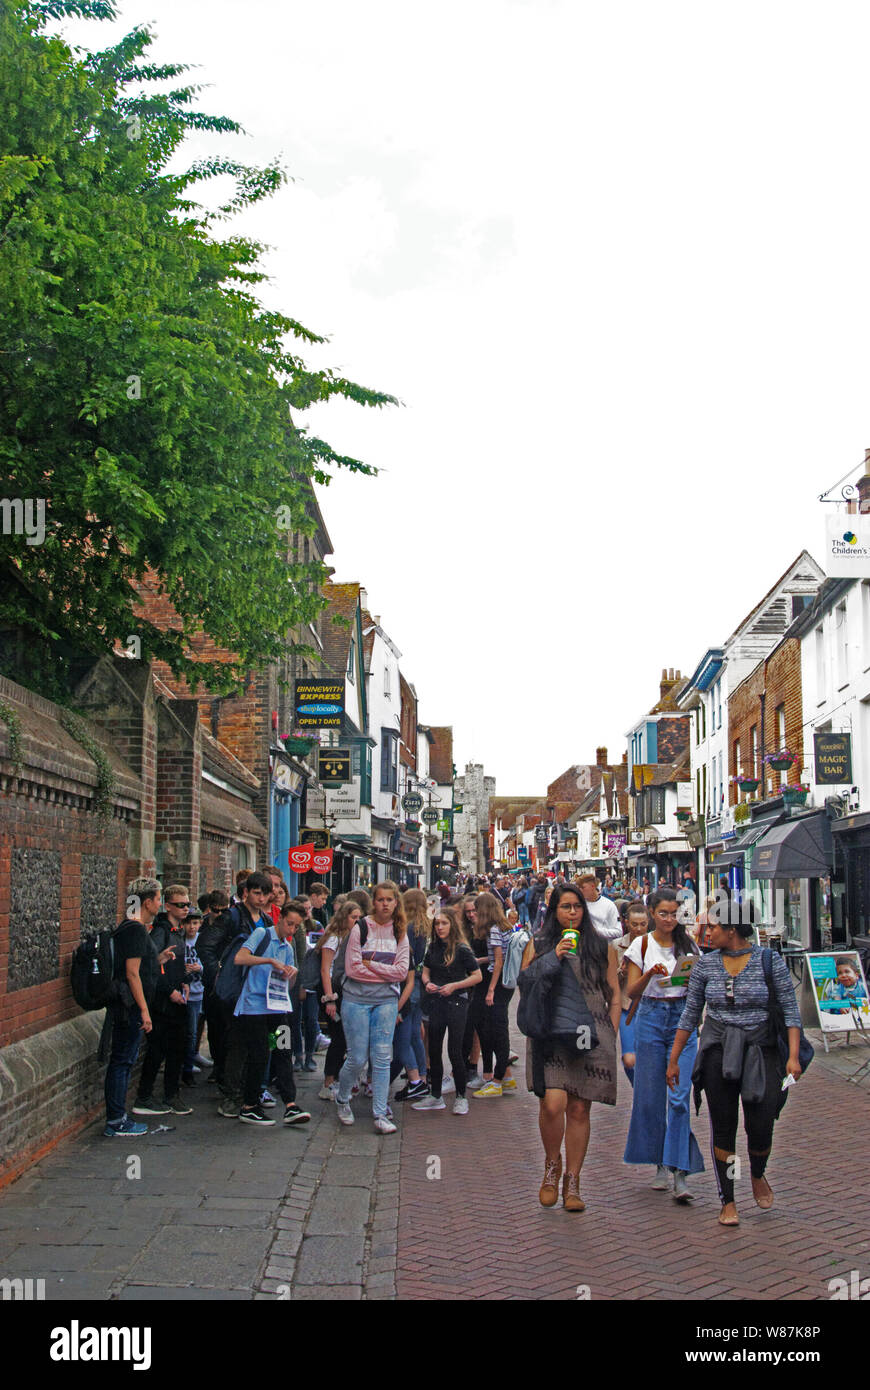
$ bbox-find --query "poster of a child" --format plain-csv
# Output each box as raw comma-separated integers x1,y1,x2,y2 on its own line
810,952,870,1031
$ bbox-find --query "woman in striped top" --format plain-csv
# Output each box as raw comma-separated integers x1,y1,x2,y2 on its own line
666,902,802,1227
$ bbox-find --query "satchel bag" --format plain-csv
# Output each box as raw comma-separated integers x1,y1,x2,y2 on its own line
762,947,814,1075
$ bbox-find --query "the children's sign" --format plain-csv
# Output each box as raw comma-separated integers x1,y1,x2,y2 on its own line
806,951,869,1034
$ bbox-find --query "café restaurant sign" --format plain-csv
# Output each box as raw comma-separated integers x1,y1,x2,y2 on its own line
814,731,852,785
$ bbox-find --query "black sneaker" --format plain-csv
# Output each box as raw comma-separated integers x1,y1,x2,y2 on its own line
283,1103,312,1126
181,1073,197,1088
164,1096,193,1115
239,1107,275,1126
131,1097,170,1116
397,1079,429,1103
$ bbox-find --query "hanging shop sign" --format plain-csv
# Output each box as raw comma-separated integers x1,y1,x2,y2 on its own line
294,679,345,729
421,808,440,824
605,833,626,853
814,731,853,785
453,804,464,814
287,844,335,876
325,783,361,820
805,951,869,1034
300,828,330,850
825,515,870,576
318,748,351,785
401,792,424,812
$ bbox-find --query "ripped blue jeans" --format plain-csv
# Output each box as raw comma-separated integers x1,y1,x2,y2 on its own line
337,996,399,1119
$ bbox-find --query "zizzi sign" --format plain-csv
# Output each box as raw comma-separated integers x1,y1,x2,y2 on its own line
814,731,852,785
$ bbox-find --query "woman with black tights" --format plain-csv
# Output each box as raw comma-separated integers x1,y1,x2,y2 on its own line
413,910,481,1115
666,904,802,1227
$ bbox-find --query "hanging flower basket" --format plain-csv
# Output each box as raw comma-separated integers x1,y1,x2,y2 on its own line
734,776,759,792
765,748,798,773
782,784,809,806
675,809,691,822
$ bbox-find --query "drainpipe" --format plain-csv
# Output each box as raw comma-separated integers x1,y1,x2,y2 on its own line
759,690,766,802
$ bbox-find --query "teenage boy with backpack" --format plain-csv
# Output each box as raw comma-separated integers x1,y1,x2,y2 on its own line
104,878,167,1137
131,884,196,1118
232,899,312,1127
212,871,276,1117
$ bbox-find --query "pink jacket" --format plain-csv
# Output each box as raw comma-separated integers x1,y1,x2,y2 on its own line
344,918,410,984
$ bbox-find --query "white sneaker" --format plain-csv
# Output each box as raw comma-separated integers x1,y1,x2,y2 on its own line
467,1075,487,1091
412,1095,446,1111
336,1102,354,1126
315,1034,330,1051
318,1083,337,1101
374,1116,397,1134
651,1165,670,1190
441,1075,455,1093
452,1097,469,1115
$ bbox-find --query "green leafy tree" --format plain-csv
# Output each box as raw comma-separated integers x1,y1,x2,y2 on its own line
0,0,395,698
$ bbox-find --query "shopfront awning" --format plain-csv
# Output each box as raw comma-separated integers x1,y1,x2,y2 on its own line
715,851,744,870
750,813,833,880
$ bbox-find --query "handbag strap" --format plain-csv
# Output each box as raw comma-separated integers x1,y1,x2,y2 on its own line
624,935,648,1024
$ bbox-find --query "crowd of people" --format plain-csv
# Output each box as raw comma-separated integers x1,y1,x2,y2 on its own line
102,864,805,1228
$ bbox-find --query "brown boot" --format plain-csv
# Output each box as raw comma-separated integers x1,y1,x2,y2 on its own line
562,1172,586,1212
539,1154,562,1207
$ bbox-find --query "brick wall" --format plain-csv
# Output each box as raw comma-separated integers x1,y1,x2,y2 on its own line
728,637,803,805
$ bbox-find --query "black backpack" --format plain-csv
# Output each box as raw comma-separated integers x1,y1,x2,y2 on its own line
215,924,272,1007
299,946,324,993
70,927,121,1011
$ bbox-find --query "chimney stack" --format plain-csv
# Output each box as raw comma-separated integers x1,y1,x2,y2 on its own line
858,449,870,514
660,667,682,701
596,747,608,769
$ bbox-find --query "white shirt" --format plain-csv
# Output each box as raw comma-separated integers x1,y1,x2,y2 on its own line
584,894,623,941
624,933,689,999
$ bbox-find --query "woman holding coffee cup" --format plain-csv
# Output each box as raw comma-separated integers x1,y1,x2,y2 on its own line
520,883,621,1212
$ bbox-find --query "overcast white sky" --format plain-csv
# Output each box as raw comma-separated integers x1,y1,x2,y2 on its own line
59,1,870,793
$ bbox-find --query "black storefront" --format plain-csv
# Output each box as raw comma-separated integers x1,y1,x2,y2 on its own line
831,810,870,948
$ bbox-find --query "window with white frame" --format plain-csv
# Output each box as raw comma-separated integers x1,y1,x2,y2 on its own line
815,625,826,700
836,602,848,688
862,582,870,671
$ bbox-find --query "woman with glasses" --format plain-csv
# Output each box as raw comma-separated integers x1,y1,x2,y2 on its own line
622,887,703,1203
666,900,802,1227
520,883,621,1211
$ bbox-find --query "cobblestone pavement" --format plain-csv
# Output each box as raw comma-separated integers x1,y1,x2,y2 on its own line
394,1014,870,1301
0,1015,867,1302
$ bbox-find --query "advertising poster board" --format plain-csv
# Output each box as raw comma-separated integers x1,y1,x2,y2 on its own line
805,951,870,1034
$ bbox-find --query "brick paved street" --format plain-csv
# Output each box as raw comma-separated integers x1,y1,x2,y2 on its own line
395,1016,870,1302
0,1014,867,1302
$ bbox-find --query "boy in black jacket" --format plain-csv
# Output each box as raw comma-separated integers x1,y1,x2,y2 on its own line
131,885,195,1116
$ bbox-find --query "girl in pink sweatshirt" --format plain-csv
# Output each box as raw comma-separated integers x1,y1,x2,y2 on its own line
335,881,410,1134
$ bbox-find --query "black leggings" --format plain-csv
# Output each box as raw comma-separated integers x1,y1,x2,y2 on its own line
701,1044,783,1204
427,996,469,1098
464,979,488,1063
324,1008,347,1080
478,982,514,1082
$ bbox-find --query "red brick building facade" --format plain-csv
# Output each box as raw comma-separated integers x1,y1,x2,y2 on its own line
727,636,804,806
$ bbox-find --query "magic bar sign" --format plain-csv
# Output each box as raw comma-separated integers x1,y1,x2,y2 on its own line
814,732,852,785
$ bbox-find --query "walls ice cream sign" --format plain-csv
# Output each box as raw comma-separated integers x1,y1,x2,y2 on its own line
825,516,870,575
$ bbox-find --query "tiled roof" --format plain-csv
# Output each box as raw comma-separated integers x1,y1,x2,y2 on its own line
650,678,691,713
429,726,454,785
489,796,546,828
319,581,360,678
201,728,261,792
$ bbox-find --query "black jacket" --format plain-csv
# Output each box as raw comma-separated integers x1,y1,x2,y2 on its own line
148,913,187,1014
